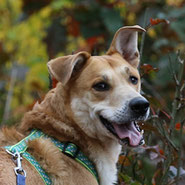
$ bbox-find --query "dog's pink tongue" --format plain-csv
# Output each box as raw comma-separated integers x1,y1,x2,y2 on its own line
113,122,142,146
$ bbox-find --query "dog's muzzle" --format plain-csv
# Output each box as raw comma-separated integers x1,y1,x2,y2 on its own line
99,97,149,147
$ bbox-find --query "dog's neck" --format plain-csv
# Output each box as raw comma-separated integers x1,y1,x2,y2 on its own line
19,84,122,185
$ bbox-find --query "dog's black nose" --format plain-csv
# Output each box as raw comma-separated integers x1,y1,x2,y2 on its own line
129,97,149,115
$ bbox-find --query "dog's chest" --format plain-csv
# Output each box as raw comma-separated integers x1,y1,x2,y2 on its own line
93,143,121,185
98,161,117,185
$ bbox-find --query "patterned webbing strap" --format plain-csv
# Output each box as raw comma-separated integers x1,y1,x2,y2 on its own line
5,130,52,185
4,130,99,185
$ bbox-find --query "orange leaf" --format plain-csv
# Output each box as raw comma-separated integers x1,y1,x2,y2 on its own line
145,18,170,30
52,78,58,88
175,122,181,130
150,18,170,26
140,64,158,74
87,37,98,47
159,149,164,155
86,35,104,50
67,17,80,37
118,155,130,166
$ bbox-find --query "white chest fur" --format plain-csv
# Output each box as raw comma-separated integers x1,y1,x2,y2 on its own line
91,142,122,185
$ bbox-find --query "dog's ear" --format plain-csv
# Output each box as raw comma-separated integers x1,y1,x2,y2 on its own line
107,25,146,68
47,51,90,85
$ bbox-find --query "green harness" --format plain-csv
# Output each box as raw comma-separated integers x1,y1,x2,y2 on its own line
5,129,99,185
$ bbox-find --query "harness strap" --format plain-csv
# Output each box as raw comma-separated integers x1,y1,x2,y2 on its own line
5,130,51,185
50,139,99,182
4,130,99,185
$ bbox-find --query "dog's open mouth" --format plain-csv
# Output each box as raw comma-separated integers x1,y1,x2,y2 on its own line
99,116,144,147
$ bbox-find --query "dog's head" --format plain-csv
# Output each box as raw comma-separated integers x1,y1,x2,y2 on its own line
47,25,150,147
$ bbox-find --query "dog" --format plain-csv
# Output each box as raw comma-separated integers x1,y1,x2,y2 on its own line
0,25,149,185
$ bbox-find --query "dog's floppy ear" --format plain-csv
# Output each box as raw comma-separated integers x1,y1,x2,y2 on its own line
107,25,146,68
47,51,90,85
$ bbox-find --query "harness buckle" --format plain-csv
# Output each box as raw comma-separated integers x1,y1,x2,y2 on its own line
63,142,80,159
6,149,26,177
14,151,26,177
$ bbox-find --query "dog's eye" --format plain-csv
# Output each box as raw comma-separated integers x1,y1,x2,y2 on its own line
130,76,138,85
93,82,110,91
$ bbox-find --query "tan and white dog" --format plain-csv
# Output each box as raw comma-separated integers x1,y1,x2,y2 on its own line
0,25,149,185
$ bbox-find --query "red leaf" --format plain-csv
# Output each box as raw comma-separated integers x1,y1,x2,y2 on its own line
145,18,170,30
86,35,103,49
150,18,170,26
140,64,158,74
67,17,80,37
159,149,164,155
175,122,181,130
87,37,99,47
52,77,58,88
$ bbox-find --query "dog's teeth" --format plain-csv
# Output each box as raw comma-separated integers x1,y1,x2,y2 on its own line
139,138,145,146
134,121,141,132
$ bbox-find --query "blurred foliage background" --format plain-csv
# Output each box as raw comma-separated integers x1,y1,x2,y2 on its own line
0,0,184,184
